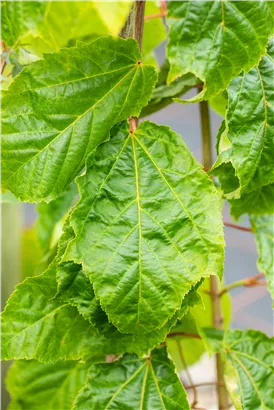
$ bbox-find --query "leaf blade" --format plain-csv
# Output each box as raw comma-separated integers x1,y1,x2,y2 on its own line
1,36,156,202
167,1,272,101
73,348,190,410
64,121,224,334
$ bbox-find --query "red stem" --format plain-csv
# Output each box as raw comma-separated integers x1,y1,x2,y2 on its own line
224,222,252,233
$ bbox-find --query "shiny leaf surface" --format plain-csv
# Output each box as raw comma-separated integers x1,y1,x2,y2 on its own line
73,348,190,410
64,121,224,334
1,37,156,202
6,360,90,410
167,1,272,102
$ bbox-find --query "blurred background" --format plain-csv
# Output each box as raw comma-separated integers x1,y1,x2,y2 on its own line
1,4,272,409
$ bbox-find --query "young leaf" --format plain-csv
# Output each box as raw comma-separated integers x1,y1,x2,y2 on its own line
167,1,272,102
216,39,274,193
73,347,190,410
250,215,274,301
1,36,156,202
224,330,274,410
6,360,90,410
64,120,224,335
36,182,78,252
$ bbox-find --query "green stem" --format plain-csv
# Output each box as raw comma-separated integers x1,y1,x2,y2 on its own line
199,99,229,410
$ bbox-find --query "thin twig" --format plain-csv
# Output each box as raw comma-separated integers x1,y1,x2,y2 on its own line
185,381,225,390
144,11,167,20
219,273,266,296
176,340,198,408
224,222,252,233
167,331,201,340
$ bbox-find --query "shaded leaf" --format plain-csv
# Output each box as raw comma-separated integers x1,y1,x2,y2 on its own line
167,1,272,102
1,37,156,202
224,330,274,410
6,360,90,410
36,182,78,252
73,347,190,410
230,183,274,219
141,60,199,117
64,121,224,335
250,215,274,301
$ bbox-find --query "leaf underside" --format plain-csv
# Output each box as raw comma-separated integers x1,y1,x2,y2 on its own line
64,120,224,335
1,36,156,202
73,348,190,410
167,1,272,102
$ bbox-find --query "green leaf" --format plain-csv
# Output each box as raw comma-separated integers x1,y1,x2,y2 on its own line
36,182,78,252
64,120,224,335
230,183,274,219
21,226,43,279
6,360,90,410
1,1,132,52
141,59,199,117
1,1,47,49
250,215,274,301
224,329,274,410
167,277,231,369
167,1,272,102
224,360,243,410
1,250,199,362
1,36,156,202
91,1,132,36
1,263,102,362
216,39,274,194
73,347,190,410
56,222,202,354
142,1,166,68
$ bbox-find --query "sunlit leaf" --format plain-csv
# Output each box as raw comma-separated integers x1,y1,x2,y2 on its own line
73,348,190,410
1,37,156,202
167,1,272,102
64,121,224,335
